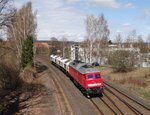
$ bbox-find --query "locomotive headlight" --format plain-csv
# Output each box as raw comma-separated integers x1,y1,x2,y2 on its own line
88,83,102,87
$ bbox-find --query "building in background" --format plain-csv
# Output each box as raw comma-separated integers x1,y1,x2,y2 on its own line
70,43,150,67
34,42,49,54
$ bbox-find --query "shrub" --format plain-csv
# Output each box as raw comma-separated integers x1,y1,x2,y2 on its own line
108,50,137,72
0,62,20,90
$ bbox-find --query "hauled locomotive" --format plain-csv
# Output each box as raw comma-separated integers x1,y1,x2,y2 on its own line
50,55,103,98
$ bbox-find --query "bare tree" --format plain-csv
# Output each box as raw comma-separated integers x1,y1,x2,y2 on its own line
96,14,109,64
137,35,150,53
85,15,96,63
50,37,59,55
82,38,92,63
137,35,144,48
7,1,37,60
85,14,109,64
0,0,16,57
60,37,69,57
115,33,122,48
0,0,11,50
0,0,9,28
147,35,150,50
0,0,15,31
126,30,136,48
96,14,110,46
108,30,139,72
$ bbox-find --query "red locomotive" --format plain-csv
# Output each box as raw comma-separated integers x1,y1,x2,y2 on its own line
69,60,103,98
50,55,103,98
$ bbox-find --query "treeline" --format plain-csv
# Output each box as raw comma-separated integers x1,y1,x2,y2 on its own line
49,14,149,72
82,14,150,72
49,37,71,59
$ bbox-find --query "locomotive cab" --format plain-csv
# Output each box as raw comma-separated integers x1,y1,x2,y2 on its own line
86,72,103,88
85,72,103,96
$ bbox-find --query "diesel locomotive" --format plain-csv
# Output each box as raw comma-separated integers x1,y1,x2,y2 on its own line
50,55,103,98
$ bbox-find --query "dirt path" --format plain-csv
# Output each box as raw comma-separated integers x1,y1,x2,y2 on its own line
16,58,72,115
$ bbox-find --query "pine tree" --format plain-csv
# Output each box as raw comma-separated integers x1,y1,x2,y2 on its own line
21,35,34,68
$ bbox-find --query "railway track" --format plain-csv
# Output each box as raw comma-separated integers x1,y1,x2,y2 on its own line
100,94,123,114
89,94,124,115
89,84,150,115
35,58,73,115
51,63,150,114
87,81,150,115
104,82,150,114
49,64,74,115
88,80,150,114
89,99,104,115
51,61,150,114
89,97,122,115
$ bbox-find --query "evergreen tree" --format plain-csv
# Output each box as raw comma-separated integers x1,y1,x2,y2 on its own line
21,35,34,68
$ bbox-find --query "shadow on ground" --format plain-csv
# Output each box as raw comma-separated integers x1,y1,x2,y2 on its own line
0,62,49,115
35,62,48,73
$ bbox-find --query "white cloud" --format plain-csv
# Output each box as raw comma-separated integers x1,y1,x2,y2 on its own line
89,0,121,8
48,31,84,41
124,3,135,8
13,0,136,41
144,8,150,15
122,23,131,28
146,27,150,30
65,0,82,3
90,0,135,9
30,0,86,41
65,0,135,9
116,30,121,33
137,8,150,21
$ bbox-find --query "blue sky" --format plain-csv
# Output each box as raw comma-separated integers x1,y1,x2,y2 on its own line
14,0,150,42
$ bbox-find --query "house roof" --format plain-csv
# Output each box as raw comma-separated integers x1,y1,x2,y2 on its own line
34,42,49,48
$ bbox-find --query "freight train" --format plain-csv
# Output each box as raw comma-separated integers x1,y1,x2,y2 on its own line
50,55,103,98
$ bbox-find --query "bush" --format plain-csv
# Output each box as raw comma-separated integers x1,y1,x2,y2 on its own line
0,62,20,90
108,50,137,72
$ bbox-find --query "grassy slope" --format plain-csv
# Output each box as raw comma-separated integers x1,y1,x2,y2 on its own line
98,66,150,100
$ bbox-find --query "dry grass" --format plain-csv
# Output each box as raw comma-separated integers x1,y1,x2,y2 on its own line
0,63,46,114
98,66,150,100
0,46,46,114
0,50,20,91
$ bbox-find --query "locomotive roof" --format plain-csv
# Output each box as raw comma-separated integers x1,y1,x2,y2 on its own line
69,60,100,74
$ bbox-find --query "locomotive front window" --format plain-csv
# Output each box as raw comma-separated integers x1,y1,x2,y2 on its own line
87,74,93,79
95,74,101,78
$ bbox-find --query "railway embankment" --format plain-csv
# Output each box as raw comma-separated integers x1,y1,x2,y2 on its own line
0,65,46,115
104,79,150,110
99,66,150,101
0,61,63,115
